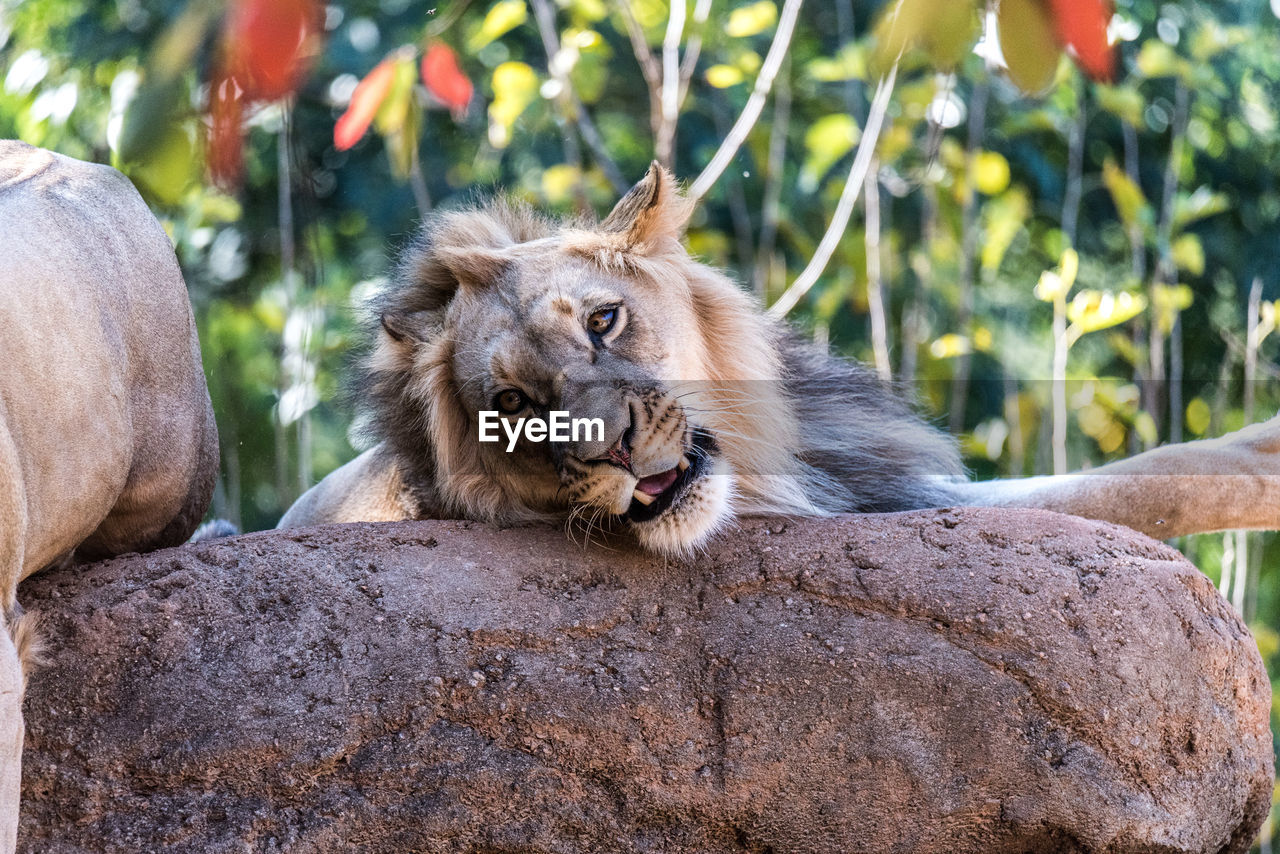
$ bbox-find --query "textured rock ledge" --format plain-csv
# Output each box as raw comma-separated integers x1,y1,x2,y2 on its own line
15,508,1274,853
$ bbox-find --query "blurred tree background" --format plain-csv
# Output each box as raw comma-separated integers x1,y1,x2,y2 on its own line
3,0,1280,844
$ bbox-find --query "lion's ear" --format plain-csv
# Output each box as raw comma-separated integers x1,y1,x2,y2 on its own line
379,311,431,343
435,246,510,289
601,161,694,253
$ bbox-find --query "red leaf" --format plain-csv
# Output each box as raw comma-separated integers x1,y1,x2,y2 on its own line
225,0,323,101
208,69,245,189
1045,0,1115,82
421,42,473,116
334,59,397,151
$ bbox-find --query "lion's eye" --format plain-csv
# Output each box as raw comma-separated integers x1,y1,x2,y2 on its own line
587,307,617,337
495,389,527,414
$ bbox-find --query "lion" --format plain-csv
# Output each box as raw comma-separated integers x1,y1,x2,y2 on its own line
280,162,1280,554
0,141,219,850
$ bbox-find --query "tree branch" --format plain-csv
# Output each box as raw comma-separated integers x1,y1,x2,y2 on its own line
689,0,804,201
765,66,897,319
530,0,629,193
655,0,686,167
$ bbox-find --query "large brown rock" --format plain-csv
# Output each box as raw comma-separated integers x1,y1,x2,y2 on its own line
14,509,1273,853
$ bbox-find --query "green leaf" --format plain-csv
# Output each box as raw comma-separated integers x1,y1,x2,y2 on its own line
123,119,198,205
980,187,1029,274
800,113,860,192
117,75,187,165
725,1,777,38
468,0,528,52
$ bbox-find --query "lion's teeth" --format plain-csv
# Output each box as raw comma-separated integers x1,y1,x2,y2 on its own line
632,489,655,506
677,456,690,472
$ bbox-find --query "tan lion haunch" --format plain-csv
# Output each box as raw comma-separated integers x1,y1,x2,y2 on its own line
281,163,1280,554
0,142,218,851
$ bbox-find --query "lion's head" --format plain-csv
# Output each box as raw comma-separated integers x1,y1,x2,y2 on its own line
362,164,821,555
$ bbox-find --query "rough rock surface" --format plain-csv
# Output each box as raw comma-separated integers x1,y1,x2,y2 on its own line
14,508,1273,853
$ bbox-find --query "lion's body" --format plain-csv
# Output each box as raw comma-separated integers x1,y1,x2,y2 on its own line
281,163,1280,554
0,141,218,851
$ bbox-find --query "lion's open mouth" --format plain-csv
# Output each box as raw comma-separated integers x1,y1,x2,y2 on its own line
625,429,716,523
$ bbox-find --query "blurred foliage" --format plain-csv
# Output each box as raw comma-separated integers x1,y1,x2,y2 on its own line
3,0,1280,844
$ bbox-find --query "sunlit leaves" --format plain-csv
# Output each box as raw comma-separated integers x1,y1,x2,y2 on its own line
1035,248,1078,303
468,0,528,52
376,59,421,178
930,333,972,359
705,65,745,88
725,1,778,38
1066,290,1147,335
1095,83,1144,126
980,187,1030,274
1185,397,1212,436
421,42,473,115
873,0,981,73
1150,283,1193,334
1171,234,1204,276
1172,186,1230,232
970,151,1010,196
807,43,867,83
488,61,538,148
334,59,396,151
1101,159,1151,230
800,114,860,192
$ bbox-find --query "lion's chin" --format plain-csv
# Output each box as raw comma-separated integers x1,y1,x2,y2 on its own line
628,457,734,557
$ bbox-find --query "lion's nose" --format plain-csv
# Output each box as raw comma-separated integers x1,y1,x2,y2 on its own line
559,387,636,466
603,431,634,473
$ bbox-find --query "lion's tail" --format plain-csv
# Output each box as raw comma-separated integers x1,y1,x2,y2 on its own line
7,606,43,692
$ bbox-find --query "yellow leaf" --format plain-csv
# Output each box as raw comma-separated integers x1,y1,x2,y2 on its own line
1101,159,1150,229
1067,290,1148,334
1133,411,1158,446
1185,397,1212,436
1151,283,1193,335
725,1,777,38
374,58,417,136
541,163,580,204
469,0,528,52
488,61,538,149
873,0,981,72
808,43,866,82
996,0,1060,94
1096,83,1144,127
705,64,744,88
971,150,1010,196
1060,247,1079,290
1170,234,1205,276
981,188,1029,274
929,333,972,359
800,113,861,191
